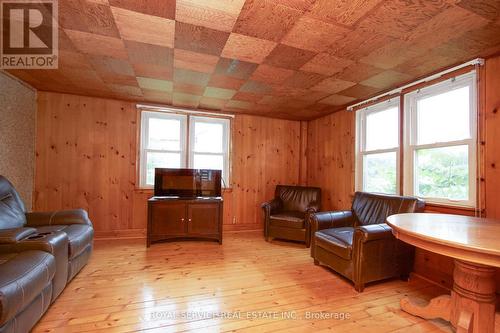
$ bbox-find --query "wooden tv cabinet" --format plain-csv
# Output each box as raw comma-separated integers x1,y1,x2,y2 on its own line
147,197,223,247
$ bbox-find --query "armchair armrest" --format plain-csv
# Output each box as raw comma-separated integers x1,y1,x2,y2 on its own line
261,198,282,215
355,223,394,242
305,200,321,214
0,228,37,244
26,209,92,227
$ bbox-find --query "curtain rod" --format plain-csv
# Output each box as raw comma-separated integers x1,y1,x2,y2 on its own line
136,104,235,118
346,58,485,112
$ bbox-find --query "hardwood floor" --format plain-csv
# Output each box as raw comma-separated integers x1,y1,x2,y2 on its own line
34,231,492,333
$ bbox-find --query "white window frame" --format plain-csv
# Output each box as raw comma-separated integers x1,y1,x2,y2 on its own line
188,116,230,187
140,111,188,188
403,72,477,208
355,98,401,195
139,110,231,189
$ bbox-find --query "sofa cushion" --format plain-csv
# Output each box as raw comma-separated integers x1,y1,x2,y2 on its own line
315,227,354,260
34,224,93,259
270,211,305,229
0,251,55,326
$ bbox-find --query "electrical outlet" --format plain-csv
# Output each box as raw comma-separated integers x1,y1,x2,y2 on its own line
232,217,236,224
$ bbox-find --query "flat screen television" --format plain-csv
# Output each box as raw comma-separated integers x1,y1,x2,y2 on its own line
154,168,222,198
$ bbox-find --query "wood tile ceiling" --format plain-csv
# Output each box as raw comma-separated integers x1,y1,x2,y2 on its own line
7,0,500,120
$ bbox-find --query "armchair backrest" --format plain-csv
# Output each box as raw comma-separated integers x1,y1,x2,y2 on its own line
352,191,425,226
275,185,321,213
0,175,27,229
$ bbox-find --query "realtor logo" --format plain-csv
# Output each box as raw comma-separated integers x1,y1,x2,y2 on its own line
0,0,58,69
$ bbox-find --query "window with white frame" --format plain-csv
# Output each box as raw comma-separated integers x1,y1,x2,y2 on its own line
356,99,400,195
404,72,477,207
140,110,230,188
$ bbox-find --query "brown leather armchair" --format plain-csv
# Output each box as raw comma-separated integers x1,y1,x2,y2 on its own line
310,192,425,292
262,185,321,247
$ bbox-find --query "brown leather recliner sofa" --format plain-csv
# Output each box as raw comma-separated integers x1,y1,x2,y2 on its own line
262,185,321,247
0,175,94,333
310,192,424,292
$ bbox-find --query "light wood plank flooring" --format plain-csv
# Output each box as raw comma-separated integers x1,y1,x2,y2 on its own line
33,231,494,332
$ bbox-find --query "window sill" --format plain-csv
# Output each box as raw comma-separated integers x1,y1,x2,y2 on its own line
424,202,481,217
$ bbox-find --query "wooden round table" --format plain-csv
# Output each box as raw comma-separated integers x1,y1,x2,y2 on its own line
387,213,500,333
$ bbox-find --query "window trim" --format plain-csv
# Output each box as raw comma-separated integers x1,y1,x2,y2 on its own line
403,72,477,208
355,98,401,195
188,116,231,188
138,110,231,189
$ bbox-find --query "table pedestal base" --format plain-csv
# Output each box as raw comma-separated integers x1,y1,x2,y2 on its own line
401,260,496,333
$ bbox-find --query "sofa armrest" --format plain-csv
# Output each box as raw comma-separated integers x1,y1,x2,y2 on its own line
261,198,282,216
0,228,37,244
355,223,394,242
25,209,92,227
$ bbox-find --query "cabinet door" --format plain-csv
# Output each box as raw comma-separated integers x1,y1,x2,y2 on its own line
187,203,219,235
151,202,186,236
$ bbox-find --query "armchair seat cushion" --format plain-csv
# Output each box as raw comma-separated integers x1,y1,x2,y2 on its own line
315,227,354,260
270,211,305,229
33,224,93,259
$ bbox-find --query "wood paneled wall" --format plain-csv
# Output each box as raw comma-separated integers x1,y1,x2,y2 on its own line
307,110,355,211
34,92,303,238
305,54,500,290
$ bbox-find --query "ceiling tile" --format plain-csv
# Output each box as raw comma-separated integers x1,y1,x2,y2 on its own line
329,27,394,60
232,91,263,102
311,77,356,93
176,0,245,32
282,71,328,89
175,21,230,55
215,58,258,79
65,29,128,59
60,0,121,38
338,84,380,99
300,52,354,76
204,87,237,99
111,7,175,47
233,0,303,42
133,63,172,80
281,16,350,53
173,68,211,86
108,0,176,19
250,64,294,84
142,89,173,104
307,0,383,26
335,62,384,82
360,40,427,69
173,82,206,95
457,0,500,20
125,40,174,66
264,44,317,70
88,55,134,76
360,70,412,89
199,96,227,110
239,80,272,93
319,94,356,106
221,33,277,64
137,77,173,92
208,74,245,90
174,49,219,74
172,92,201,108
358,0,451,38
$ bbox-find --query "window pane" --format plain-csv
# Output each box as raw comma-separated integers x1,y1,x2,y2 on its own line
417,86,470,144
365,107,398,151
193,154,223,172
148,118,181,150
363,152,397,194
146,152,181,185
415,145,469,200
194,121,224,153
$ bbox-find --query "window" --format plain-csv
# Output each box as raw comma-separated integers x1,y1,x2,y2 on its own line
140,110,230,188
404,72,477,207
356,99,400,194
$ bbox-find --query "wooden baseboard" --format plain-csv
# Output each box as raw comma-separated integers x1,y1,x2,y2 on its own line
94,229,146,240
